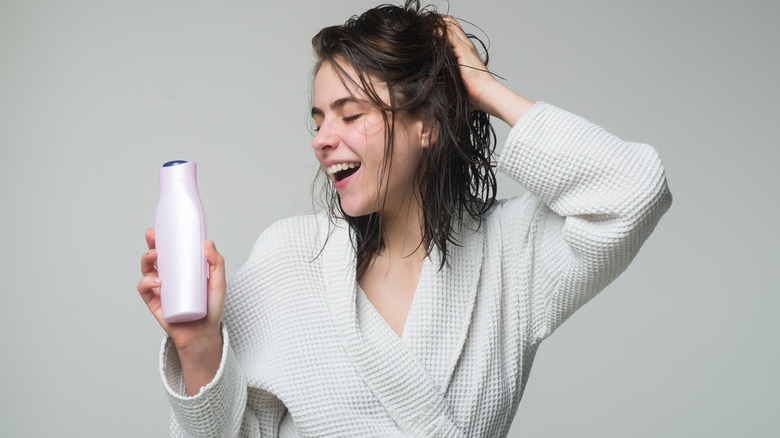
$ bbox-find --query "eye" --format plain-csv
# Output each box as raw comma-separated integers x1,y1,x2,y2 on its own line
343,114,361,123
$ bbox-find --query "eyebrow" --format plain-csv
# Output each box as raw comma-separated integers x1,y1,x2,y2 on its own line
310,96,364,118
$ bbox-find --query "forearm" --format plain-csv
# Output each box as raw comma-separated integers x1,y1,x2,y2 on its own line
162,327,263,437
474,80,535,127
174,332,224,396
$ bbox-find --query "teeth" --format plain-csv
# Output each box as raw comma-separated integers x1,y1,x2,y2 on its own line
325,162,360,176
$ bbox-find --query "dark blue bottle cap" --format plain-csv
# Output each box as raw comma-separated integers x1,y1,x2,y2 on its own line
163,160,188,167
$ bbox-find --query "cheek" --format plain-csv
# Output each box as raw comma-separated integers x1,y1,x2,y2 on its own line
356,118,387,163
361,115,385,137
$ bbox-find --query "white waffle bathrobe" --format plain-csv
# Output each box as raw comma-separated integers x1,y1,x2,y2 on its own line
160,102,672,437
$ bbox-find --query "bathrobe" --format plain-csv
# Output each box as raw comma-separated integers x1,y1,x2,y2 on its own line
160,102,672,437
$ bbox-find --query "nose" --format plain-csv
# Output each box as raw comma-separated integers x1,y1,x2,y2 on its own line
311,122,338,152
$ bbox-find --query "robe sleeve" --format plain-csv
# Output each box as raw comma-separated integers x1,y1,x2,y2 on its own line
497,102,672,342
159,325,286,437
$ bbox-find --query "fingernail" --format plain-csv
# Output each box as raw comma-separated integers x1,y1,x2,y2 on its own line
151,278,161,285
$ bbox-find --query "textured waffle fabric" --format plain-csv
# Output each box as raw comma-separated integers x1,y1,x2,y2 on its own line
160,102,672,437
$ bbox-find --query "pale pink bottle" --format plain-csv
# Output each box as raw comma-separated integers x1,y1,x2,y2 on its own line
155,160,208,323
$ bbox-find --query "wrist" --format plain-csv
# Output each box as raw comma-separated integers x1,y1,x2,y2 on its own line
477,81,534,127
174,331,224,396
174,330,223,363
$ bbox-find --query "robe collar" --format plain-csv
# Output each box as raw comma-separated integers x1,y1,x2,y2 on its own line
319,217,483,436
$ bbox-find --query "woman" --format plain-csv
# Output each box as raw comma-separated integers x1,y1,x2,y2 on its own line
138,1,671,436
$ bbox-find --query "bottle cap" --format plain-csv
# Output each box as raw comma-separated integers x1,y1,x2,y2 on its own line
159,161,197,182
163,160,188,167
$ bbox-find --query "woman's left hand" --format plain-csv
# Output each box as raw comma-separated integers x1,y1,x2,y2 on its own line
444,16,534,126
443,16,498,113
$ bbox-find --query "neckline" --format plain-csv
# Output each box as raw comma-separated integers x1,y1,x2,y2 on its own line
317,215,481,435
355,254,429,343
355,242,440,342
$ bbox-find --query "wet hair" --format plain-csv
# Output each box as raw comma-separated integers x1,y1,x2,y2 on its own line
312,0,497,276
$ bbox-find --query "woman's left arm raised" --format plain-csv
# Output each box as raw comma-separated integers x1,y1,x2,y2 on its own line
446,17,673,340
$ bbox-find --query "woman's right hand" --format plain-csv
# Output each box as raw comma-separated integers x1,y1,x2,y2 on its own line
138,228,226,395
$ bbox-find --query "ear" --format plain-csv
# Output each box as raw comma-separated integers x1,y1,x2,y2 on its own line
419,122,439,149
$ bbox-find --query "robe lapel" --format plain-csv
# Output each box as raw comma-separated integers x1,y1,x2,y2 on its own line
319,221,470,437
401,223,484,395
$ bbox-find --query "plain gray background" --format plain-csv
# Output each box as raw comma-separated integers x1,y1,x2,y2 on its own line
1,0,778,436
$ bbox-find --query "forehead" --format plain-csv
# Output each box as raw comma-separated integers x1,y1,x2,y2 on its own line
313,60,388,107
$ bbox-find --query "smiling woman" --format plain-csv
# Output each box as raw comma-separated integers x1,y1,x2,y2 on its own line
137,1,672,436
310,6,500,279
312,61,425,215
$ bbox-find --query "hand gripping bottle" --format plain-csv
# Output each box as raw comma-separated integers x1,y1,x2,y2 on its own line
155,160,208,323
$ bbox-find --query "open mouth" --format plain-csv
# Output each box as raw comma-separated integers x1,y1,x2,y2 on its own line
326,162,361,182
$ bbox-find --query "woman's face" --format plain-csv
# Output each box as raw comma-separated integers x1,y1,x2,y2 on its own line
311,60,425,218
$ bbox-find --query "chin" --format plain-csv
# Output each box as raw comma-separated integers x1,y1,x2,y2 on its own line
338,198,375,218
340,205,371,218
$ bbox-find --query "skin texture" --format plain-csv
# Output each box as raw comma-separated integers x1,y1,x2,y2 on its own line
137,16,534,396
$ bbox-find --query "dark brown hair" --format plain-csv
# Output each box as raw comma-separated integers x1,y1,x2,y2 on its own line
312,0,497,276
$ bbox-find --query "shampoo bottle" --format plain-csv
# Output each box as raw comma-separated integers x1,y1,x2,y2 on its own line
155,160,208,323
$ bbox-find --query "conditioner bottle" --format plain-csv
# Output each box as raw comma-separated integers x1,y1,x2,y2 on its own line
155,160,208,323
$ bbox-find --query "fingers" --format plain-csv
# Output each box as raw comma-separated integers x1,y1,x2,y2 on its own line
205,240,227,289
442,15,460,29
441,15,497,114
145,228,156,250
138,228,164,322
141,247,158,276
137,275,162,306
139,246,161,305
443,16,472,49
204,240,227,321
139,232,162,307
442,16,485,73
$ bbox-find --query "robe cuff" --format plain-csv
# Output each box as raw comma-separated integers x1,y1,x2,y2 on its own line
159,325,248,436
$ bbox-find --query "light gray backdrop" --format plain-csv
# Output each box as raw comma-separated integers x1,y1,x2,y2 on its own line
1,0,777,436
